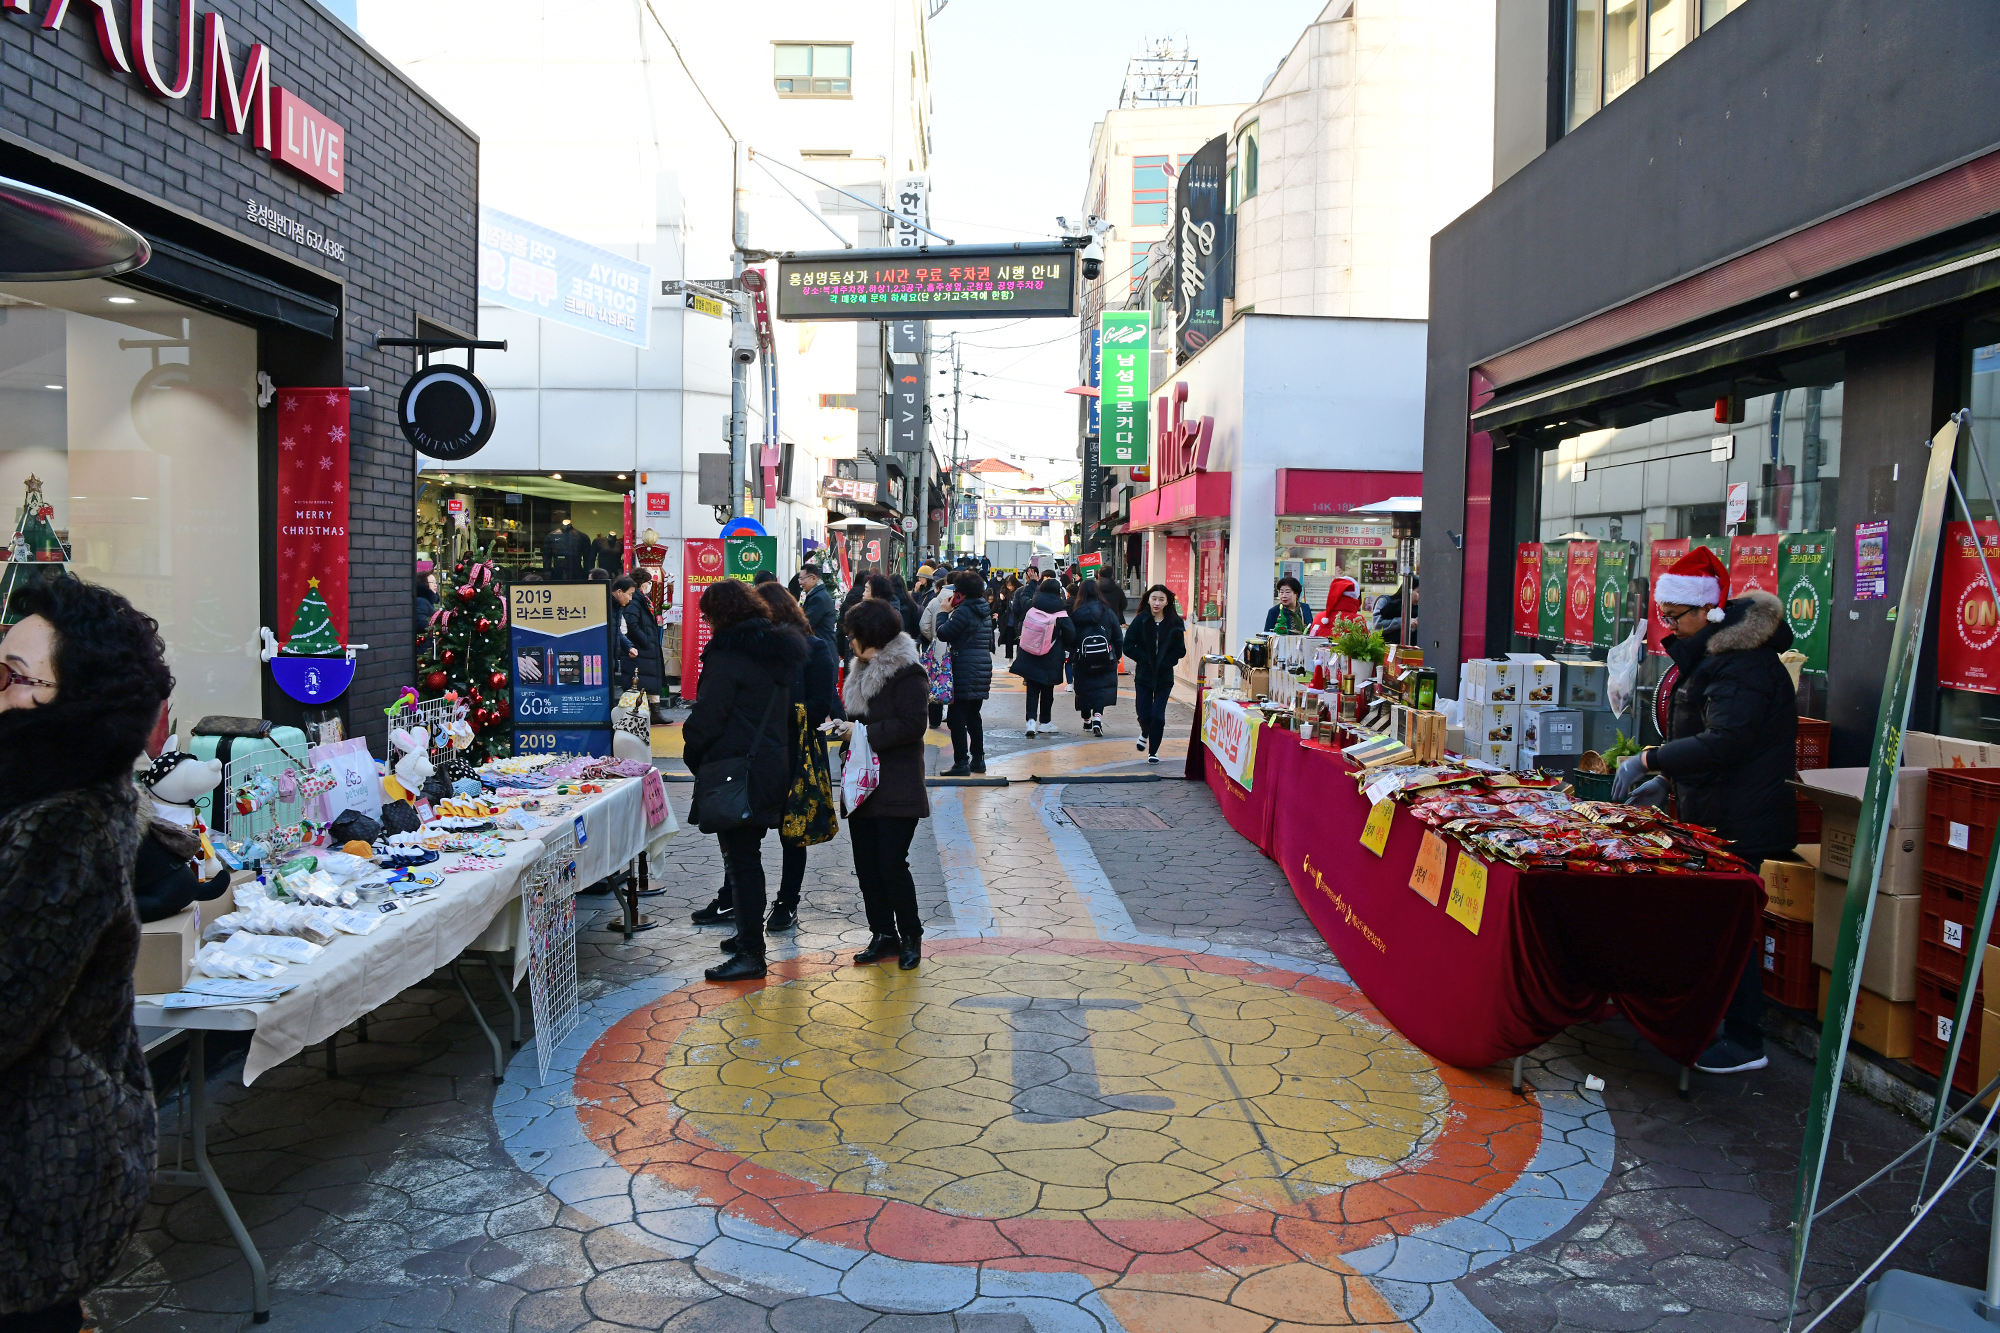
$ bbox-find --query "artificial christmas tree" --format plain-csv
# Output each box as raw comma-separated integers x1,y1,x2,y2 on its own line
280,579,343,655
0,473,72,626
417,557,511,761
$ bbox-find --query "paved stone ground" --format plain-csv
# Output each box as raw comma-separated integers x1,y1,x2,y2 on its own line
95,677,1997,1332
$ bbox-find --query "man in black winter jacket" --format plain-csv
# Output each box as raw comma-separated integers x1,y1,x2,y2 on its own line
1613,558,1797,1077
799,565,840,655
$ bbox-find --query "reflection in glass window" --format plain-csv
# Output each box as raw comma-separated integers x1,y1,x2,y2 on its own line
1935,335,2000,740
774,42,852,96
0,279,261,724
1647,0,1687,71
1700,0,1749,30
1570,0,1602,130
1232,121,1259,210
1604,0,1642,104
1132,155,1170,226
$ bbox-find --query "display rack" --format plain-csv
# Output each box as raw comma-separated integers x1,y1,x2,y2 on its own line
523,828,581,1082
218,746,313,846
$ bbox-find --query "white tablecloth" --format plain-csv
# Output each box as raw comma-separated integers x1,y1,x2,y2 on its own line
134,776,662,1084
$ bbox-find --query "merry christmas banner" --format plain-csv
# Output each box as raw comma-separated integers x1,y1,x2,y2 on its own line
276,388,351,653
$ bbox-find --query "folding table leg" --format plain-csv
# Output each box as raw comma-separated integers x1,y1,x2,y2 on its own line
623,855,636,942
156,1031,270,1322
484,952,522,1049
452,957,505,1081
1511,1055,1525,1095
325,1031,337,1078
1679,1065,1691,1098
356,1015,368,1043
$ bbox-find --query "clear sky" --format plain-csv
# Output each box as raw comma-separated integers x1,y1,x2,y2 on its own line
923,0,1329,489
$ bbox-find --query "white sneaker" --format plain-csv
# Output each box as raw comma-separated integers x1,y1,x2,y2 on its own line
1136,740,1147,752
1025,720,1039,735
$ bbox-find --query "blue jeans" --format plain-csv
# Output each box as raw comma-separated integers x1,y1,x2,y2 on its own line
1134,680,1170,754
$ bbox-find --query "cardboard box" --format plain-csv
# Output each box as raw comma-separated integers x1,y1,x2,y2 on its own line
1474,701,1522,745
1521,745,1576,773
134,904,202,996
1811,873,1920,1001
1524,706,1583,755
1986,942,2000,999
1479,740,1519,771
1797,843,1821,869
1820,822,1925,893
1815,970,1918,1059
1761,857,1817,922
1521,661,1561,705
1937,735,1990,769
1902,731,1944,769
1982,1010,2000,1106
1556,659,1610,711
1795,767,1929,885
1471,659,1520,704
1245,667,1270,698
1445,725,1467,757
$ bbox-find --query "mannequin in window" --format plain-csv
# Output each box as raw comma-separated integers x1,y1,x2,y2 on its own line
543,518,590,580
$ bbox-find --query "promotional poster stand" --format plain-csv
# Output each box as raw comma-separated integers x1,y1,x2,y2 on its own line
505,580,617,757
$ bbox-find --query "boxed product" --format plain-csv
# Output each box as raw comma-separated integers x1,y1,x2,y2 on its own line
1463,659,1519,705
1521,661,1561,705
134,904,202,996
1558,660,1610,711
1474,701,1522,745
1816,970,1918,1059
1795,767,1930,885
1523,706,1583,756
1987,942,2000,997
1811,872,1920,1001
1520,745,1576,773
1902,731,1944,769
1937,735,1991,769
1244,667,1270,698
1761,856,1817,923
1480,739,1519,771
1445,724,1467,757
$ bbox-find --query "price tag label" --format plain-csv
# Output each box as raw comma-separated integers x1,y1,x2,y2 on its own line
1365,775,1398,806
1950,821,1971,851
1945,920,1965,951
1446,855,1488,934
1409,830,1448,904
1359,799,1395,856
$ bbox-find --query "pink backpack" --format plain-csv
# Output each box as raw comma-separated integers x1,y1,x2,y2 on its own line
1019,607,1066,656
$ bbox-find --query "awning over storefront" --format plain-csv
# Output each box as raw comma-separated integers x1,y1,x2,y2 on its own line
1274,469,1422,516
1126,472,1232,530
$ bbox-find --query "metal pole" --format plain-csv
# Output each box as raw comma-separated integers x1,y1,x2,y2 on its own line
729,139,749,521
951,335,963,559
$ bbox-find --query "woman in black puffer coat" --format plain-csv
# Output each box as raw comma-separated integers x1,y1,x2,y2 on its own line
682,579,805,983
834,599,931,970
933,572,993,775
1067,578,1124,735
1008,577,1074,735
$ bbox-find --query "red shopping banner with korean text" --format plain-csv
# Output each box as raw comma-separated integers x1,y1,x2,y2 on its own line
1940,521,2000,695
681,538,726,701
1512,544,1541,638
1564,541,1597,646
1728,534,1780,600
276,388,350,649
1646,538,1691,655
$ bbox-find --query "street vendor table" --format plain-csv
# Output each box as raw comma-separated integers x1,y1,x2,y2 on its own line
132,773,667,1321
1201,716,1765,1074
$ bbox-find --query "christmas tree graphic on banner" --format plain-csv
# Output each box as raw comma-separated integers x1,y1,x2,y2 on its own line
282,578,343,655
0,473,72,626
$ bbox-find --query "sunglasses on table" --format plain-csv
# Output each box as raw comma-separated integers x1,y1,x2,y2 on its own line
0,663,56,692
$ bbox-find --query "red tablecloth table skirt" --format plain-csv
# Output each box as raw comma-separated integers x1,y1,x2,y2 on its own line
1211,724,1763,1071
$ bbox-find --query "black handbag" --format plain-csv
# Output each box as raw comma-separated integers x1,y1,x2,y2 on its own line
692,688,783,834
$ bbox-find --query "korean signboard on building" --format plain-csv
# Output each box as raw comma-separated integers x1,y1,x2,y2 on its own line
777,249,1076,321
986,503,1079,522
1172,135,1229,361
1100,310,1151,467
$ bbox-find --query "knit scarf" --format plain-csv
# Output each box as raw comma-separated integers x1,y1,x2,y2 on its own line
0,696,151,819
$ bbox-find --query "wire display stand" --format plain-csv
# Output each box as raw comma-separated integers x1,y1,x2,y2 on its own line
218,743,312,847
390,695,457,767
523,828,581,1083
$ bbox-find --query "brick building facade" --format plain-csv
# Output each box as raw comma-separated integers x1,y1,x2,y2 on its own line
1,0,478,743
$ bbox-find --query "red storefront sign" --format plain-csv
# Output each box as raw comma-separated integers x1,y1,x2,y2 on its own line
1512,543,1541,638
681,539,726,701
1647,539,1692,655
1165,537,1192,612
274,86,344,192
1564,541,1597,646
646,492,671,514
1154,381,1214,484
1939,521,2000,695
1727,534,1779,599
275,388,350,647
1273,469,1421,516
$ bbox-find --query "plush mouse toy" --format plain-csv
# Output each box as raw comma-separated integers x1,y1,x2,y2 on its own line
382,726,435,805
141,740,224,816
133,740,232,923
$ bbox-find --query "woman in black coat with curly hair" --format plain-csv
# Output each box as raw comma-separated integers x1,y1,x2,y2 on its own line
933,571,994,775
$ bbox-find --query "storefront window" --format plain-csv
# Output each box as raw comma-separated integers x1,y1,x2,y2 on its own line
1645,0,1688,72
1603,0,1643,105
1569,0,1602,130
417,472,633,584
1699,0,1748,31
0,279,260,723
1274,518,1397,619
1937,330,2000,741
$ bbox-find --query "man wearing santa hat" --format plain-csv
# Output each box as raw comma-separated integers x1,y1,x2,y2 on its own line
1612,543,1798,1075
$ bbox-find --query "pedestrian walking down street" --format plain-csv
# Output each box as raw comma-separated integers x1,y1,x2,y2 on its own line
1096,572,1128,625
613,576,664,712
833,599,931,970
1009,576,1073,735
993,577,1019,658
1123,584,1187,762
681,579,804,981
0,577,175,1332
934,571,993,775
609,577,639,693
1010,568,1040,651
798,563,840,658
919,582,951,733
629,570,670,722
1068,578,1123,735
750,583,840,934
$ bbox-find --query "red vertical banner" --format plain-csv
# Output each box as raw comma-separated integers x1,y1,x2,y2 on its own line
1646,538,1692,655
1564,541,1597,645
275,388,351,649
681,538,725,701
622,495,634,574
1727,534,1780,599
1512,543,1541,638
1165,537,1192,613
1939,521,2000,694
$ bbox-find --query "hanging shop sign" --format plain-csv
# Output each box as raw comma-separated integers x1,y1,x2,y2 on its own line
1537,540,1567,642
1593,540,1633,649
1512,543,1541,639
1646,538,1692,655
507,582,614,757
398,364,496,461
987,503,1079,522
724,535,777,582
680,539,726,702
820,476,879,505
1563,540,1597,647
1938,521,2000,695
1728,534,1780,599
889,325,926,455
1172,135,1229,360
1087,328,1101,438
1100,310,1152,467
1779,531,1835,674
891,174,929,248
479,206,653,349
776,248,1075,320
1156,383,1214,484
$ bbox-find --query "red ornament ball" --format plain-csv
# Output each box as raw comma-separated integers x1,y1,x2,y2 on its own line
494,699,510,721
424,671,447,691
474,708,493,728
489,670,507,689
457,584,477,602
475,617,492,634
442,649,457,665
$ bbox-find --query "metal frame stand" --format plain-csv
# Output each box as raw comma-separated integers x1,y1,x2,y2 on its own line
483,952,521,1049
1511,1056,1525,1095
620,851,656,939
451,957,505,1081
154,1031,270,1323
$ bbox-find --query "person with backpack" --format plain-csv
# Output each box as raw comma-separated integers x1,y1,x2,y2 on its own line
933,571,994,774
1009,576,1073,736
1068,579,1123,735
1123,584,1187,762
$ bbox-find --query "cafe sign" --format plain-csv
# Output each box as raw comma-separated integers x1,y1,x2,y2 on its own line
8,0,350,192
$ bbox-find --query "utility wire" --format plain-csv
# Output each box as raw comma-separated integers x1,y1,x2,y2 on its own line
639,0,734,143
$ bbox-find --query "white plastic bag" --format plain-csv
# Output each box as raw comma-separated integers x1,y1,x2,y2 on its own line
840,725,881,816
1607,622,1648,719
